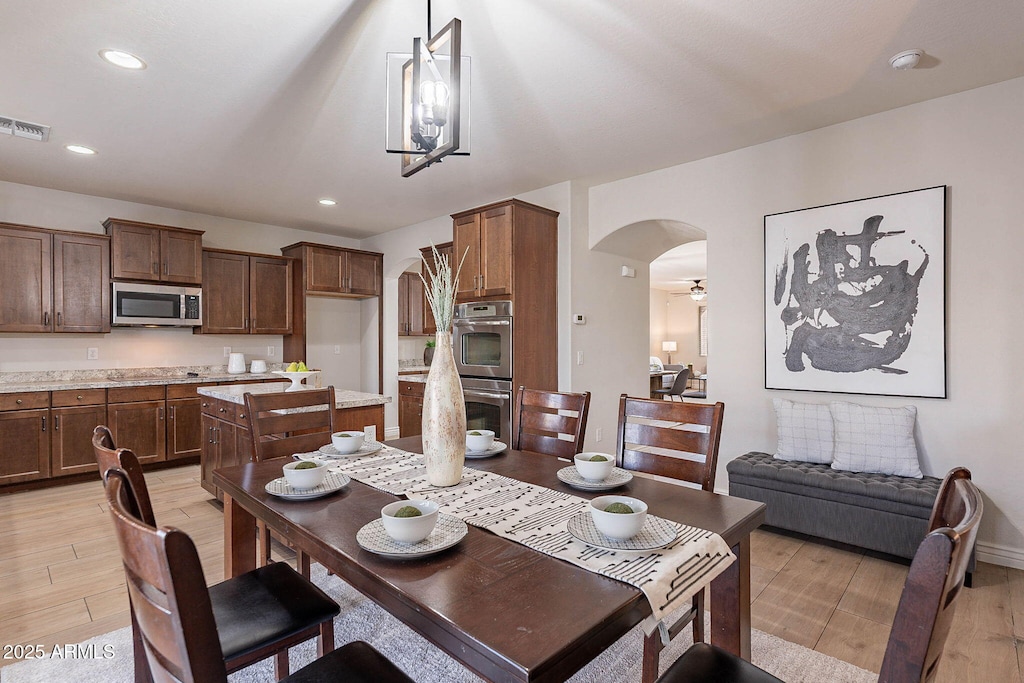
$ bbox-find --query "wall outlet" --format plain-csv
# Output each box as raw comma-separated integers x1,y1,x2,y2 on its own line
267,346,275,357
86,347,99,360
364,425,377,441
223,346,231,358
577,351,584,365
595,427,603,442
333,345,341,355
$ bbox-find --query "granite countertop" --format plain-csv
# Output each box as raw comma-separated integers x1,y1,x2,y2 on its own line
399,374,429,383
0,365,285,394
398,364,431,374
197,382,391,408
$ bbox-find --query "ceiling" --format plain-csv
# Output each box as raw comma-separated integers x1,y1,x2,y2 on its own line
650,241,706,292
1,1,1022,239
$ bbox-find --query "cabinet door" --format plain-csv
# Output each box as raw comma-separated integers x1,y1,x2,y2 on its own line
235,425,254,466
398,272,411,335
217,420,240,470
480,205,513,297
407,271,425,335
161,229,203,285
0,408,50,483
167,397,202,460
398,394,423,437
250,256,292,334
0,226,51,332
345,251,381,296
53,233,110,333
306,247,343,293
51,404,107,476
108,400,166,464
421,243,451,335
453,213,481,301
200,413,220,495
110,222,161,282
202,251,249,333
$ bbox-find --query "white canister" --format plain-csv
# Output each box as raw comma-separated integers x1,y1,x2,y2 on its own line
250,359,267,374
227,352,246,374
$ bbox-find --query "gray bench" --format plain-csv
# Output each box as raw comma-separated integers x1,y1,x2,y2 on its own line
727,451,948,564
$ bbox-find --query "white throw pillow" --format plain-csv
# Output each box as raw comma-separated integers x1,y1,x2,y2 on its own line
772,398,834,464
830,402,922,478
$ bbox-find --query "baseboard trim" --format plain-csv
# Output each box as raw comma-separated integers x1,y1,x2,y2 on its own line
976,541,1024,570
384,426,402,441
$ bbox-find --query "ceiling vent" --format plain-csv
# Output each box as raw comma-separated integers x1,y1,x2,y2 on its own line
0,116,50,142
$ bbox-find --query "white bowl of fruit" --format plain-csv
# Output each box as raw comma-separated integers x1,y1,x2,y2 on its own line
272,361,321,391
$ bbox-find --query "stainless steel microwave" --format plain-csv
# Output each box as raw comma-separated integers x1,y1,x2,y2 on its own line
111,282,202,327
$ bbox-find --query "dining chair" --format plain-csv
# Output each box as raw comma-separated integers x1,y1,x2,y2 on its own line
102,468,411,683
614,394,725,677
651,368,690,401
244,386,338,574
511,386,591,458
656,467,983,683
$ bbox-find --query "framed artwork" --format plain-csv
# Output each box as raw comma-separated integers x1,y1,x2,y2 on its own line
764,186,946,398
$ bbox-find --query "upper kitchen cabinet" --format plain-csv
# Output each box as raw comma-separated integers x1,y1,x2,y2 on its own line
419,242,452,335
104,218,204,285
282,243,382,298
451,199,558,304
0,223,110,333
200,249,293,335
398,270,426,336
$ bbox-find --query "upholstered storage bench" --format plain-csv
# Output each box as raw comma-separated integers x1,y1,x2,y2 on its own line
727,452,944,561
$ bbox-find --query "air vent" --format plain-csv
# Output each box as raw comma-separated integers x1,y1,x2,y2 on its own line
0,116,50,142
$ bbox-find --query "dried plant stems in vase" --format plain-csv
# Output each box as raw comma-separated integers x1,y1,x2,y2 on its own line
419,245,468,486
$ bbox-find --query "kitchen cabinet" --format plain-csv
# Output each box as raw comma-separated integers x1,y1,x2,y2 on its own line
50,389,107,476
282,243,382,297
167,384,209,460
0,392,50,484
200,249,292,334
398,270,426,336
398,380,425,438
419,242,452,335
106,385,167,464
104,218,204,285
0,223,110,333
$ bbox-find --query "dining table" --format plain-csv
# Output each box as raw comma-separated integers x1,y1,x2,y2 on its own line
213,437,765,683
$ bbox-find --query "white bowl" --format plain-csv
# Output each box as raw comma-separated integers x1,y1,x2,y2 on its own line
282,460,329,490
331,431,365,454
590,495,648,540
574,452,615,481
466,429,495,453
381,500,440,543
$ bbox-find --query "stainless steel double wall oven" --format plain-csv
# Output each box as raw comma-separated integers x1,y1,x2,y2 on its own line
452,301,513,441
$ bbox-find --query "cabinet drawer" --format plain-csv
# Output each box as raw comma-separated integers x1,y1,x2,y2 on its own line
52,388,107,407
399,381,425,397
234,403,252,428
167,383,216,400
107,385,166,403
0,392,50,411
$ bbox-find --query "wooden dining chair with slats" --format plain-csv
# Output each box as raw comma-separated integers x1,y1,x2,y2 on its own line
656,467,983,683
244,387,338,575
102,469,412,683
511,387,592,458
614,394,725,682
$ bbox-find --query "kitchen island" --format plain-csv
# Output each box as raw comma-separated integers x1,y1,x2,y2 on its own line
196,383,390,497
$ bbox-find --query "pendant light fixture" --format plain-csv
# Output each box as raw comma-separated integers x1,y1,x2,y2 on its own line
690,280,707,301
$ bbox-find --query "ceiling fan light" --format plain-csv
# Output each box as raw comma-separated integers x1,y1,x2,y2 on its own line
690,280,707,301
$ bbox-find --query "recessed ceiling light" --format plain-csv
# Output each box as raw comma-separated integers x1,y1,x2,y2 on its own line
99,49,147,70
318,198,337,206
65,144,97,155
889,49,922,70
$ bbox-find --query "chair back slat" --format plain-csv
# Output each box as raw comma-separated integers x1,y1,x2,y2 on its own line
615,395,724,490
92,426,156,526
879,470,983,683
244,388,337,462
511,387,591,457
104,471,227,683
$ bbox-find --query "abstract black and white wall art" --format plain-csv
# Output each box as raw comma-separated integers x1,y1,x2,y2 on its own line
765,186,946,398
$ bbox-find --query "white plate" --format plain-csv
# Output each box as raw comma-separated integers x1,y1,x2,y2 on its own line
264,471,350,500
556,466,633,491
317,440,384,458
356,513,468,559
465,441,508,459
566,511,678,551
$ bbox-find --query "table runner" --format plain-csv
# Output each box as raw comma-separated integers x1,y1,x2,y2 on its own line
313,446,735,625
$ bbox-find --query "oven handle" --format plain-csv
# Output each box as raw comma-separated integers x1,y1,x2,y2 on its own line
454,319,510,326
463,390,510,401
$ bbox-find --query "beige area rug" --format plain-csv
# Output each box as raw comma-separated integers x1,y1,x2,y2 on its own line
1,565,874,683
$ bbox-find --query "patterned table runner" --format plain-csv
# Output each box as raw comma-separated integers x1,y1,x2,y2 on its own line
316,446,735,624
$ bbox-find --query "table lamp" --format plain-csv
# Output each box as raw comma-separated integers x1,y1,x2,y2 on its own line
661,341,677,365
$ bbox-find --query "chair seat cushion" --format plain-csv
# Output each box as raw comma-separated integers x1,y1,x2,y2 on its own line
682,391,706,399
284,641,413,683
657,643,782,683
210,562,340,662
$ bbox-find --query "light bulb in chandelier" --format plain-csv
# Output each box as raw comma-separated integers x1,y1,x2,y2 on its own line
419,80,449,126
690,280,707,301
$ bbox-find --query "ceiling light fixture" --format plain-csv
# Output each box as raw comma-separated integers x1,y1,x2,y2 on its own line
65,144,97,155
690,280,707,301
99,49,147,70
318,198,337,206
889,49,922,71
385,0,470,177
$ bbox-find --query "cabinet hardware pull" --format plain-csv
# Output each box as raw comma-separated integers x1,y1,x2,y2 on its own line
43,312,50,326
77,395,83,400
54,415,59,431
57,312,62,327
15,399,22,405
170,406,175,419
153,262,159,274
41,416,46,431
163,261,168,275
158,407,164,420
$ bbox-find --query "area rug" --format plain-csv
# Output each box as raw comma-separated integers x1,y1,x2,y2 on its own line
1,565,874,683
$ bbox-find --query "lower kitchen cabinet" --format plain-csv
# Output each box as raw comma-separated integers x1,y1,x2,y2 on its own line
0,395,50,484
107,386,167,464
167,384,209,460
201,403,247,499
52,405,108,476
398,380,425,438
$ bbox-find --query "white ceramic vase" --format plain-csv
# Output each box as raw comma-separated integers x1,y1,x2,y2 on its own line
421,333,466,486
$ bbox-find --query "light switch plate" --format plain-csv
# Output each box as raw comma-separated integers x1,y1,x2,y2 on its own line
223,346,231,358
267,346,275,357
87,347,99,360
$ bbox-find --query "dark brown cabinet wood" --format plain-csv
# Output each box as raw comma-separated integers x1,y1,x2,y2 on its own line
200,249,292,335
420,242,453,335
281,243,382,297
53,232,111,333
51,404,108,476
398,271,426,336
250,256,292,334
200,399,246,499
167,398,202,460
0,392,50,484
398,380,425,438
453,204,515,301
107,385,167,464
104,218,203,285
346,251,381,296
0,224,52,332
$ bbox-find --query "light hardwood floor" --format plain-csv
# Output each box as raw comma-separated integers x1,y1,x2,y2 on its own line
1,464,1021,681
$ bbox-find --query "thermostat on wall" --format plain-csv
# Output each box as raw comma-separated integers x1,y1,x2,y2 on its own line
573,314,586,325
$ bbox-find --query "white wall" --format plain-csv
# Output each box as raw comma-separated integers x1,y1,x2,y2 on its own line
649,290,669,360
588,77,1024,565
651,291,703,369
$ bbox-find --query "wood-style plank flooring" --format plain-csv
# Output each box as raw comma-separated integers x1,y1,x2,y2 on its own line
1,464,1021,681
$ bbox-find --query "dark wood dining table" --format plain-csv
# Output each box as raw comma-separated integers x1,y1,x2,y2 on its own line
213,437,765,683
